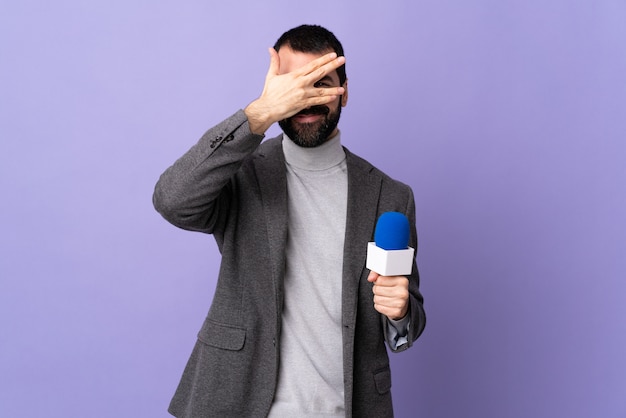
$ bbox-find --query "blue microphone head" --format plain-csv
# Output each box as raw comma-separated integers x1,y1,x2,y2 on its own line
374,211,410,250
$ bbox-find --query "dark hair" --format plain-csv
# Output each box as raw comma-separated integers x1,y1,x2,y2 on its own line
273,24,347,86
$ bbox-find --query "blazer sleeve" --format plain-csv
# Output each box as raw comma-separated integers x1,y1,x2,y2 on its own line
385,186,426,353
152,110,264,233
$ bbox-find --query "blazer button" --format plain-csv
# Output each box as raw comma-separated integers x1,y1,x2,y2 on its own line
210,136,223,148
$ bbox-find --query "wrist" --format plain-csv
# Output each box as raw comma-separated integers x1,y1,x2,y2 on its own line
244,100,274,135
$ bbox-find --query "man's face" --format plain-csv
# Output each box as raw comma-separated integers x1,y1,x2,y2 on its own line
277,47,348,148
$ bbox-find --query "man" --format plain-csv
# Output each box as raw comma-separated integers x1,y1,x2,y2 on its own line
153,24,426,418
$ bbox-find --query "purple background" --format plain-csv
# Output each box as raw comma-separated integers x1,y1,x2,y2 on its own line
1,1,625,417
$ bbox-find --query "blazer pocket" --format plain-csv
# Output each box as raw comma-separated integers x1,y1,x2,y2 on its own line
373,367,392,394
197,320,246,351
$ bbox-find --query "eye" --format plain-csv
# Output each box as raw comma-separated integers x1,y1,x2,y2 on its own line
314,80,332,88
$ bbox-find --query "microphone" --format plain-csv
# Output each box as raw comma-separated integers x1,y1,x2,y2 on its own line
366,212,415,276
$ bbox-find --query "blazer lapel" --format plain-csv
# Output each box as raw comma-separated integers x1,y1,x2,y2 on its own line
342,149,382,325
253,137,288,305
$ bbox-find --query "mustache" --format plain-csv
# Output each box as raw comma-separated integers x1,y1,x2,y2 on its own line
294,105,329,117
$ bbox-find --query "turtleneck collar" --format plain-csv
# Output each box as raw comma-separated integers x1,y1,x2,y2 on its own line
282,131,346,171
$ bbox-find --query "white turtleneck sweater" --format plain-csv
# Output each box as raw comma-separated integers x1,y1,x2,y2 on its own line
268,133,348,418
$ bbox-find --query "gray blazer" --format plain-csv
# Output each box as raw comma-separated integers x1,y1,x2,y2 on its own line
153,110,426,417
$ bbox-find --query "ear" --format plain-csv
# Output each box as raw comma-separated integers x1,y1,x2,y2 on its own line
341,79,349,107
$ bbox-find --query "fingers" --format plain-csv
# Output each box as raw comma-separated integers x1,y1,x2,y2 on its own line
315,85,343,97
372,276,409,298
275,86,343,115
267,49,344,82
287,52,345,105
373,302,408,321
370,275,409,320
297,51,346,81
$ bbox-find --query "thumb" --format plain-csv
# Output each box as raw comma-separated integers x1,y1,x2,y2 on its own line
367,271,380,283
266,47,280,77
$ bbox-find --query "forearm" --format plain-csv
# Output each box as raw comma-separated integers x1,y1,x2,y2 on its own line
153,110,264,232
406,272,426,343
404,188,426,345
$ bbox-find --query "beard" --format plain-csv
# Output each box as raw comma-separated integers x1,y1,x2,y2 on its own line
279,101,342,148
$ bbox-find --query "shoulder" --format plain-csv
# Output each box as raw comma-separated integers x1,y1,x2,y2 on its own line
235,135,284,171
254,135,284,157
345,147,413,194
